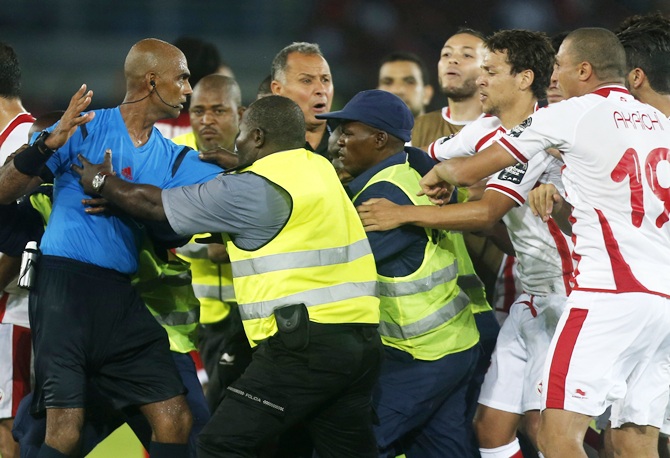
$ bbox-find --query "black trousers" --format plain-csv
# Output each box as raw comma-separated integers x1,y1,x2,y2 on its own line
198,306,253,411
197,322,383,458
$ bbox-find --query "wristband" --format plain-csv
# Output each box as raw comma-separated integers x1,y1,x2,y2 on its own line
12,143,51,176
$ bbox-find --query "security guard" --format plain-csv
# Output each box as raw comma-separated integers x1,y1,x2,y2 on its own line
73,95,384,458
318,90,481,457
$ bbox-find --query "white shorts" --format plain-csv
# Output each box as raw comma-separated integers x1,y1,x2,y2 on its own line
479,292,566,413
542,291,670,429
0,323,32,419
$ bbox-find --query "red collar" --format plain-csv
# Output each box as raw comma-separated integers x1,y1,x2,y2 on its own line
591,86,629,98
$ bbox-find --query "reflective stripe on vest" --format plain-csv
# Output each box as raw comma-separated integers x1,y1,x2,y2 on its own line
231,239,372,277
176,243,210,259
378,260,458,297
193,283,235,301
353,156,479,359
152,308,200,327
238,280,378,321
226,149,380,346
379,290,470,339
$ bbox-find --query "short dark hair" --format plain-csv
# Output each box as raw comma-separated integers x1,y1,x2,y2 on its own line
565,28,627,81
246,95,305,149
379,51,431,85
485,29,555,100
616,13,670,95
550,31,570,54
0,43,21,99
271,42,324,83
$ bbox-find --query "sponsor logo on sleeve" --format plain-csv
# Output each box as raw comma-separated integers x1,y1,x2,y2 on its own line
497,163,528,184
508,117,532,138
437,133,457,145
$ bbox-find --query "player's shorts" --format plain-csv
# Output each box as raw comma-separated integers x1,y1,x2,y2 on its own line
0,323,31,418
30,256,185,413
479,292,566,413
542,291,670,429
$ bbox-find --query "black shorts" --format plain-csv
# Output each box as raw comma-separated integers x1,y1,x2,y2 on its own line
30,256,185,413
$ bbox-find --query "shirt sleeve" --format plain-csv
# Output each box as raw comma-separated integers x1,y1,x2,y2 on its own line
162,148,223,188
353,181,427,269
486,151,557,205
162,173,291,250
495,102,579,163
427,129,473,161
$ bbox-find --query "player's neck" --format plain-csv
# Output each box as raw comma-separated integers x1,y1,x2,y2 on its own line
0,97,27,130
120,104,157,146
305,123,326,150
642,91,670,119
499,96,537,130
446,96,482,123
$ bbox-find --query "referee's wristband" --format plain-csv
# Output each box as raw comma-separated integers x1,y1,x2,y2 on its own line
12,142,53,176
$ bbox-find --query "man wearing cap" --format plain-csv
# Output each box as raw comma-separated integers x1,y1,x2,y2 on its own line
318,89,480,457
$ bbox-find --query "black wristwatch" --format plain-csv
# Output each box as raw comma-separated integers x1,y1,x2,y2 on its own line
33,130,55,156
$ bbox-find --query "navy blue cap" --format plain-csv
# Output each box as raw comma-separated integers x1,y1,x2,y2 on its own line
316,89,414,142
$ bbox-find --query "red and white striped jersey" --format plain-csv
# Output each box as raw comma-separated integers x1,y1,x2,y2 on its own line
498,86,670,297
429,113,574,296
0,112,34,164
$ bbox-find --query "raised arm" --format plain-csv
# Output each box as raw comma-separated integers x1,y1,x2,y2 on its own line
419,142,517,201
358,189,516,233
0,84,94,204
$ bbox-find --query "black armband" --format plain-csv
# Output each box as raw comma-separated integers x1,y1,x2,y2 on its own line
12,131,54,176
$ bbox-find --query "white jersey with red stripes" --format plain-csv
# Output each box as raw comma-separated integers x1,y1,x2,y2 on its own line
0,112,34,164
0,111,34,327
497,86,670,297
428,113,574,296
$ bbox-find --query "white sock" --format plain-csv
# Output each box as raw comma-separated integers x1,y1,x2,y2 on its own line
479,438,522,458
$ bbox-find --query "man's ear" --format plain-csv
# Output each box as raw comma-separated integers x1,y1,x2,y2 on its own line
270,80,282,95
518,69,534,92
253,127,265,148
375,131,388,148
237,106,246,122
629,67,646,90
577,61,593,82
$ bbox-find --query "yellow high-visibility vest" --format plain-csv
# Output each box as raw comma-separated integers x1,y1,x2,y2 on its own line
225,148,380,346
353,158,479,360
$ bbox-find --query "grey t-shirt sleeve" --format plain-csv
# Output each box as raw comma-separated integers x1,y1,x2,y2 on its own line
162,172,291,250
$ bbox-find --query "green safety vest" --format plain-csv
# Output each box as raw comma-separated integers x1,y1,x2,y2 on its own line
452,188,493,315
176,237,236,324
225,148,380,347
353,158,479,360
132,240,200,353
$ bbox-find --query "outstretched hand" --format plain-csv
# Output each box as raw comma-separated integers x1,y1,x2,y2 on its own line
199,146,239,170
527,183,563,222
71,149,114,196
356,198,405,232
44,84,95,150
